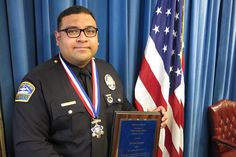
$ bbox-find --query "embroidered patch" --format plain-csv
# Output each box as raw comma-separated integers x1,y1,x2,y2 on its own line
15,81,35,102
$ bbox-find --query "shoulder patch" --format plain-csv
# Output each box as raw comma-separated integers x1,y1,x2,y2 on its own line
15,81,35,102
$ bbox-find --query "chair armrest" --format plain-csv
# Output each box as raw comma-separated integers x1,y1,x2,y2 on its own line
212,136,236,150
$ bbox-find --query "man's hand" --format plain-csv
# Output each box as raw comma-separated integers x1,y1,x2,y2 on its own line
148,106,168,128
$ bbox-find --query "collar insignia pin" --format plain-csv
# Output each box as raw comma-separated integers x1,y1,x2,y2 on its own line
105,94,113,103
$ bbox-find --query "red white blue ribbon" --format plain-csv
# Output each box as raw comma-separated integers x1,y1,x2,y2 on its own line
59,54,100,118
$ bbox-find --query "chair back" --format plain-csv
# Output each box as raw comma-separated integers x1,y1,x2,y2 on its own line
208,99,236,156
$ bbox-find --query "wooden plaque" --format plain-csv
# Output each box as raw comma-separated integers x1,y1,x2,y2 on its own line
110,111,162,157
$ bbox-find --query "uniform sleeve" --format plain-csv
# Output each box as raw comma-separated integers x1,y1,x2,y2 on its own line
13,80,62,157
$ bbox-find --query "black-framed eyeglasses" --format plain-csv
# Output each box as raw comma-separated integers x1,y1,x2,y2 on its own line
58,26,98,38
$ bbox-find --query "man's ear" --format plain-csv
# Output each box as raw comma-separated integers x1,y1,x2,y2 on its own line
54,31,60,46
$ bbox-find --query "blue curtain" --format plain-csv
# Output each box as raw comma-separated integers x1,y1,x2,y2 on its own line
0,0,236,157
184,0,236,156
0,0,157,156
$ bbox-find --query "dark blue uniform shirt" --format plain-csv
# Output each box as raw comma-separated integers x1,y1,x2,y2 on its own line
13,55,135,157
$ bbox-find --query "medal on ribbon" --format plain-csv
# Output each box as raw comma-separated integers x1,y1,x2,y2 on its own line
59,54,104,138
91,118,104,138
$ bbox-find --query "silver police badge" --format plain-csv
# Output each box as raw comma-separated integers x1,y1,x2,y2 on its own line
104,74,116,90
91,119,104,138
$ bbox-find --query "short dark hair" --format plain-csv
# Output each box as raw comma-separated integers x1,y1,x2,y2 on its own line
57,5,96,30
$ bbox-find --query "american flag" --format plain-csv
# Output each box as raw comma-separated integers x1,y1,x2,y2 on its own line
134,0,185,156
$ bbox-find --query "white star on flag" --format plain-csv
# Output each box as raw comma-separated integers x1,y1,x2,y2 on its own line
175,68,181,76
156,7,162,15
153,25,160,34
164,27,170,34
175,13,179,20
165,8,171,16
162,45,167,53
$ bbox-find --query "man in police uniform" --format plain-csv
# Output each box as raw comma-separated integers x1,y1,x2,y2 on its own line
13,5,167,157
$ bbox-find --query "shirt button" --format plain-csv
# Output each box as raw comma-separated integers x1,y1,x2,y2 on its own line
68,110,73,114
117,98,121,102
54,60,58,63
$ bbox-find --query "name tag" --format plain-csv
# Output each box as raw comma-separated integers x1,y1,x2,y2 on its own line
61,101,76,107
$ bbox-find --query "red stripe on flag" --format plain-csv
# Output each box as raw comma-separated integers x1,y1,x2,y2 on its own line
165,127,181,157
157,146,162,157
169,93,184,126
134,99,144,111
139,58,167,109
179,148,183,157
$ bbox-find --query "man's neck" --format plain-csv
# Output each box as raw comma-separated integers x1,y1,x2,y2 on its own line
59,54,90,69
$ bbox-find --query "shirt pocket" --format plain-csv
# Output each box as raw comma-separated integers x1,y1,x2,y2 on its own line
51,101,86,131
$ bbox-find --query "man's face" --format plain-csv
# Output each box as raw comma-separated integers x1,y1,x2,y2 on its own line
55,13,98,68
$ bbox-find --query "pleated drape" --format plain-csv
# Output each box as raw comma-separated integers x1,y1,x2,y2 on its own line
184,0,236,156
